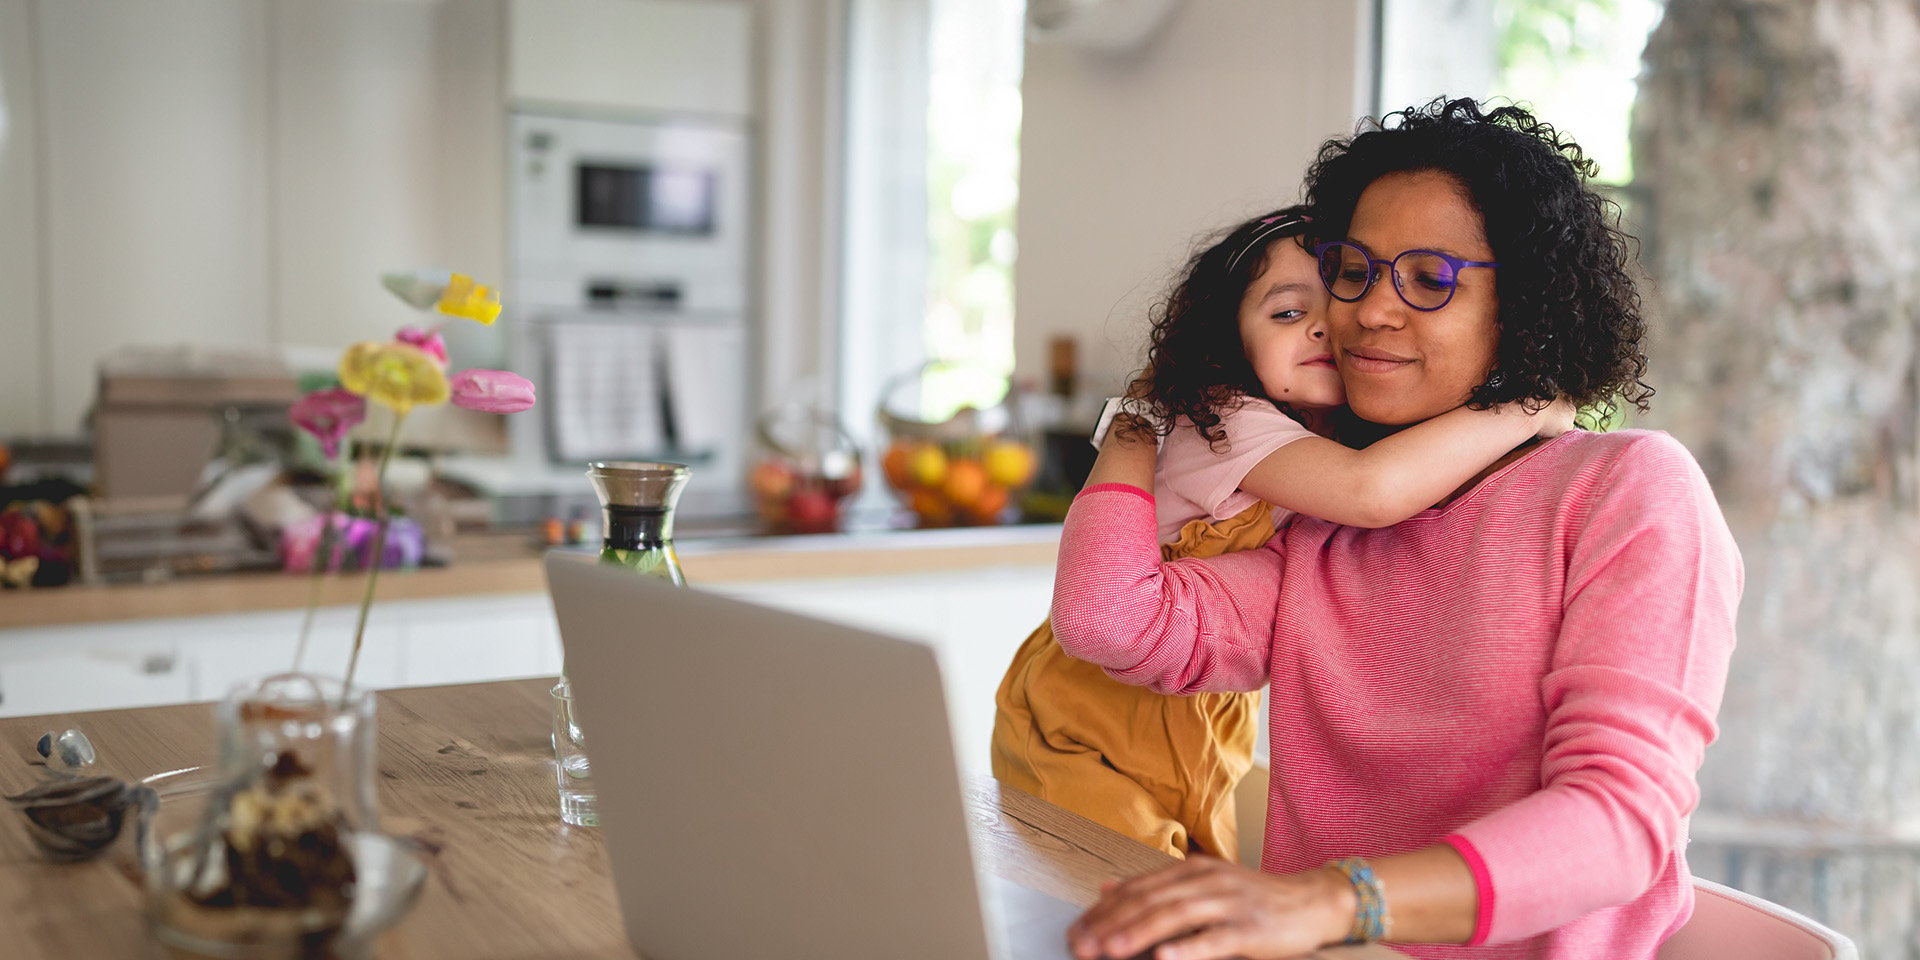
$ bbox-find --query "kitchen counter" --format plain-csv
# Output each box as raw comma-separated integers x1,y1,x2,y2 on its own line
1,523,1061,631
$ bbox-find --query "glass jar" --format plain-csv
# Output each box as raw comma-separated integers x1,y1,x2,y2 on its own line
749,406,863,534
143,673,422,959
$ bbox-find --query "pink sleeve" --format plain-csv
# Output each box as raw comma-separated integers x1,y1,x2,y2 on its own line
1048,485,1278,695
1159,401,1315,522
1453,435,1743,944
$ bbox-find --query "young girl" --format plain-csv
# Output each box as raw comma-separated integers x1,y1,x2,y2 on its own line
990,207,1570,860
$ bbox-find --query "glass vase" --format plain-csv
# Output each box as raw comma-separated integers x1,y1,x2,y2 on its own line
142,673,422,959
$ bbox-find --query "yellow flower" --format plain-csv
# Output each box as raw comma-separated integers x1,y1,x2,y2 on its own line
337,342,450,414
435,273,502,325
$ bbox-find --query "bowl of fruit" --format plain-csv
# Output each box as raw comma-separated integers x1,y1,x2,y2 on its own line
876,364,1038,527
749,406,864,534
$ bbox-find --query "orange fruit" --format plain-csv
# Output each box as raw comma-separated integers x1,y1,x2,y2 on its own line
965,485,1009,524
983,440,1036,488
907,488,953,526
942,459,988,508
881,442,915,490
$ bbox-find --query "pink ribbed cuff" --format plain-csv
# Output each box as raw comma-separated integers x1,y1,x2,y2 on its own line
1442,833,1495,946
1077,482,1153,507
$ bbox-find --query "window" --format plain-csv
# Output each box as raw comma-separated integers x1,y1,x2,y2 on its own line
1377,0,1665,185
839,0,1025,440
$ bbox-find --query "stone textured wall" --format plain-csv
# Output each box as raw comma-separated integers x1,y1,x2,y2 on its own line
1633,1,1920,953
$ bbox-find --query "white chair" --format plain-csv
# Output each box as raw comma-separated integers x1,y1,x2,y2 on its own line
1657,876,1858,960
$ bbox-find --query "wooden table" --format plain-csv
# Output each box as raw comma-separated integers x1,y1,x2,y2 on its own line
0,679,1402,959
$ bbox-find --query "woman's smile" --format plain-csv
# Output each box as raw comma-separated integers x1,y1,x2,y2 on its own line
1340,345,1415,375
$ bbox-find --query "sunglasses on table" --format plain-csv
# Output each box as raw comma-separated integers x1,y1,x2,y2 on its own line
1311,241,1498,312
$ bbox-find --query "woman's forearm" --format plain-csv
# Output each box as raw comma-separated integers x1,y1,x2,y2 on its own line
1368,844,1480,945
1048,482,1275,695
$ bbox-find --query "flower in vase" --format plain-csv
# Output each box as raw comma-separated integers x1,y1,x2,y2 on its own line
449,369,537,414
289,388,367,459
434,274,502,325
337,342,449,414
394,326,449,368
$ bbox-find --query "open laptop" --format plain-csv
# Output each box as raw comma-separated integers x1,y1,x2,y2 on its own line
544,553,1088,960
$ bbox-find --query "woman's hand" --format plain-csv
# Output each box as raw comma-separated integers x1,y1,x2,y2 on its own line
1066,856,1353,960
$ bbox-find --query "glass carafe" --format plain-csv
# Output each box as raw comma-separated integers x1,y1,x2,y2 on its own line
586,460,690,583
553,461,691,826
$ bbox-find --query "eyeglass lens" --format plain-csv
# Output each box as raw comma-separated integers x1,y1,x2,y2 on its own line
1317,243,1460,311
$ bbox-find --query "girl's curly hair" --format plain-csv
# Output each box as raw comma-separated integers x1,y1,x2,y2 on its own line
1131,206,1316,446
1303,96,1653,419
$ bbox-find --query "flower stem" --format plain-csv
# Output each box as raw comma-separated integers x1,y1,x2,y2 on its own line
293,440,352,673
290,509,335,672
341,411,406,701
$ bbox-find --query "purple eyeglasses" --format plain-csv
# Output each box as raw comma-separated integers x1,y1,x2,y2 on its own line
1312,241,1498,312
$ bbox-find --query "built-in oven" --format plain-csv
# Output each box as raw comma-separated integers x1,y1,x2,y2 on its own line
508,111,753,516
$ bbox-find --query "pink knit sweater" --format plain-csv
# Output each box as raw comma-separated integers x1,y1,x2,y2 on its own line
1050,430,1741,960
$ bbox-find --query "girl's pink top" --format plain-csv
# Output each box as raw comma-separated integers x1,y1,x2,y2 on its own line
1050,429,1742,960
1154,399,1314,540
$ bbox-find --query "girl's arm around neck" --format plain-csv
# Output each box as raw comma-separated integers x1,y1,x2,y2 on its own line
1082,415,1159,491
1238,399,1574,528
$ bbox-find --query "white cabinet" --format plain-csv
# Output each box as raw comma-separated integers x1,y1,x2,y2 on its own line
0,566,1055,772
396,596,563,686
507,0,753,119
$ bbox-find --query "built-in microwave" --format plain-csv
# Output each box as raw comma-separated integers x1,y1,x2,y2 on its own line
510,111,749,313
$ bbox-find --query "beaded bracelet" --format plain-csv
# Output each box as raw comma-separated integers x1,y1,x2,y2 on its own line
1328,856,1390,944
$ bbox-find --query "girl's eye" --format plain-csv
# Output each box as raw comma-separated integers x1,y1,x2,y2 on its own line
1271,310,1305,322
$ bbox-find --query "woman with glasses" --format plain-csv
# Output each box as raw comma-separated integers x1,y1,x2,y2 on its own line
1053,97,1741,960
991,207,1569,865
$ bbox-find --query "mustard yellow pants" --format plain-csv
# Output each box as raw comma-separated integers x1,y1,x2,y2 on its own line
990,502,1271,860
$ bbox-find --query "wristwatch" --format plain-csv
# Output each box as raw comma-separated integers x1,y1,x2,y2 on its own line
1089,397,1166,451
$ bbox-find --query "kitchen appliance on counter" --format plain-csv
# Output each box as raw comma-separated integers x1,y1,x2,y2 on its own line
499,110,753,520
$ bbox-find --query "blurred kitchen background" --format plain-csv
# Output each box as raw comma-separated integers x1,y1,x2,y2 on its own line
1,0,1916,950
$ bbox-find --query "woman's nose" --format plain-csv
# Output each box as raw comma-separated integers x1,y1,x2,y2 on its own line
1354,282,1407,331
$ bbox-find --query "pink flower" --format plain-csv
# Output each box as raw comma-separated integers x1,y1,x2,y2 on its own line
289,387,367,458
449,369,537,414
395,325,449,368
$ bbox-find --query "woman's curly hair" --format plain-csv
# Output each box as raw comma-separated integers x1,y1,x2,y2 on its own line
1130,206,1316,446
1303,96,1653,420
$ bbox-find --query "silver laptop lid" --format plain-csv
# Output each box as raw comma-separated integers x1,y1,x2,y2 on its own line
545,553,1002,960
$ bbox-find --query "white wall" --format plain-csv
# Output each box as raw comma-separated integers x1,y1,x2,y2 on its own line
38,0,274,433
0,0,46,437
4,0,508,438
1013,1,1375,397
271,0,506,356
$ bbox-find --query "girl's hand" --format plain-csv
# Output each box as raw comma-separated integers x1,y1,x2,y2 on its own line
1066,856,1353,960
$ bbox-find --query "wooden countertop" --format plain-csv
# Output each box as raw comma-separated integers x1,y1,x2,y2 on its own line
3,526,1061,631
0,679,1402,959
